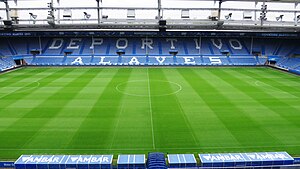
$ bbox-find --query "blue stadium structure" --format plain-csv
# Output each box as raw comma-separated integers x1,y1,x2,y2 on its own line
5,152,299,169
0,36,299,75
14,155,113,169
117,155,146,169
2,36,300,75
0,56,16,71
167,154,197,168
199,152,294,168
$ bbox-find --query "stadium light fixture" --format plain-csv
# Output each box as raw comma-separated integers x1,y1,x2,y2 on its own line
181,9,190,19
29,12,37,24
29,13,37,20
47,16,55,26
83,12,91,20
225,13,232,20
297,15,300,21
127,9,135,19
276,15,284,21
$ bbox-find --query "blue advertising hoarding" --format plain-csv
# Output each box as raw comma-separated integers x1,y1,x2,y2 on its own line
14,155,113,169
167,154,197,168
0,162,14,168
117,154,146,169
199,152,294,167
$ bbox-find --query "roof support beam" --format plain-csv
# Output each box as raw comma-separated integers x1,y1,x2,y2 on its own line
158,0,162,19
3,0,10,20
218,0,222,21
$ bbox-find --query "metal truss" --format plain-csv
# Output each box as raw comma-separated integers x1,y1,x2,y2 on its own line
0,0,300,32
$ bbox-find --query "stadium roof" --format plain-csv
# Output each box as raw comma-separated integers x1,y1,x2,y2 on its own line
7,0,300,3
1,0,300,32
176,0,300,2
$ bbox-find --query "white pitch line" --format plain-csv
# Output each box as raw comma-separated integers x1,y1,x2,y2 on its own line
147,68,156,149
109,103,124,151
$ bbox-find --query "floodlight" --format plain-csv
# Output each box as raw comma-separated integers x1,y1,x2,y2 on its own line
3,20,12,26
181,9,189,19
29,13,37,19
276,15,284,21
47,16,55,26
225,13,232,20
83,12,91,20
297,15,300,21
127,9,135,19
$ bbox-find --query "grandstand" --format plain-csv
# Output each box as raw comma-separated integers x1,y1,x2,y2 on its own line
0,0,300,169
2,37,300,68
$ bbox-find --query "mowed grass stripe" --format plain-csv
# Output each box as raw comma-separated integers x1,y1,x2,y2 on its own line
216,68,300,154
0,68,39,86
179,68,282,147
251,68,300,86
222,68,300,128
242,68,300,98
0,68,74,120
0,69,53,120
20,69,103,150
9,69,121,157
108,68,153,151
67,68,132,149
0,69,91,154
0,67,299,159
202,69,291,147
149,68,199,149
163,68,241,149
0,68,62,101
259,68,300,83
54,68,120,150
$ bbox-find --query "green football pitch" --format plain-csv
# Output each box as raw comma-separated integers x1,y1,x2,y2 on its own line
0,67,299,160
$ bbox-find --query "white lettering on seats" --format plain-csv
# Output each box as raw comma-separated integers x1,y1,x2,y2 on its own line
90,38,103,49
116,38,128,49
209,57,222,64
229,39,243,50
49,38,64,49
128,57,140,65
211,39,222,49
71,57,84,65
141,38,153,50
67,38,82,49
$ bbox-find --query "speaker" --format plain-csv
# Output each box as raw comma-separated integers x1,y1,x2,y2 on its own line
159,20,166,32
116,49,125,56
159,20,166,26
30,49,41,55
3,20,12,26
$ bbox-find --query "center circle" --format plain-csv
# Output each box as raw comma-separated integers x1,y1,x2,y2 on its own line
116,80,182,97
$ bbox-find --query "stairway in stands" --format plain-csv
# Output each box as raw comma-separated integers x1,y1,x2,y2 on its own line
147,152,167,169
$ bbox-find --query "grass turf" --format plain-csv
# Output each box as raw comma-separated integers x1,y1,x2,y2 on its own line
0,67,299,160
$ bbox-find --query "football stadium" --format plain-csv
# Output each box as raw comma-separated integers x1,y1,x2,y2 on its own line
0,0,300,168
